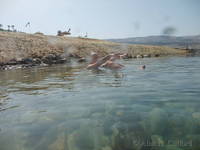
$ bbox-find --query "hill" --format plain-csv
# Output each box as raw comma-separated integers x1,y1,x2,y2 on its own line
108,35,200,50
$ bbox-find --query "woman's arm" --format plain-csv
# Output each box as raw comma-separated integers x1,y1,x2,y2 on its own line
87,54,112,69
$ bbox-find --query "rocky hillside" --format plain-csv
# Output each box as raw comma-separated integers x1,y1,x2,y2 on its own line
0,31,188,67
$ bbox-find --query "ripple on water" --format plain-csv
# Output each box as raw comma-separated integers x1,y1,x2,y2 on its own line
0,57,200,150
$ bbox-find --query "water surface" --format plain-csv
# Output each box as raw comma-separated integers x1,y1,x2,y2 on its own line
0,57,200,150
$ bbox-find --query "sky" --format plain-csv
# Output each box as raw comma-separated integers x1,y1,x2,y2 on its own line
0,0,200,39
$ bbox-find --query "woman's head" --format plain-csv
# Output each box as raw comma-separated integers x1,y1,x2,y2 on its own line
91,52,98,58
90,52,99,63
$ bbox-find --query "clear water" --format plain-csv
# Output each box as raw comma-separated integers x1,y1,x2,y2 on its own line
0,57,200,150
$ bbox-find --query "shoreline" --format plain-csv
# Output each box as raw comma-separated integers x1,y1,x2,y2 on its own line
0,31,189,70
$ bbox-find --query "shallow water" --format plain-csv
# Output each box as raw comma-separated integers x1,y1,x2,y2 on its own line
0,57,200,150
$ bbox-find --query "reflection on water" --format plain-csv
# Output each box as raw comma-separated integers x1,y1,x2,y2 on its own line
0,57,200,150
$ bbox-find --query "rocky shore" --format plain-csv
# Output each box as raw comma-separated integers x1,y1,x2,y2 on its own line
0,31,189,70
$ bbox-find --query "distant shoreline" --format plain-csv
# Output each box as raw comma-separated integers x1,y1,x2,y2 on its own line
0,31,189,70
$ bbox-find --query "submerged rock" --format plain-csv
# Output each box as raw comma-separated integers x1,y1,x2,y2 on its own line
143,108,168,135
42,54,68,64
33,58,42,64
42,54,56,64
101,146,112,150
20,58,34,64
151,135,164,147
186,134,200,148
57,58,68,64
6,59,18,65
0,65,19,70
192,112,200,119
164,145,183,150
48,133,65,150
192,112,200,124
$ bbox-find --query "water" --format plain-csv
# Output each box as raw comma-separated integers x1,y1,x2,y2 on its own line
0,57,200,150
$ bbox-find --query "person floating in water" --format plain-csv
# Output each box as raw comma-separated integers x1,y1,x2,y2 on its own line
101,53,127,70
87,52,127,70
86,52,112,69
141,65,146,69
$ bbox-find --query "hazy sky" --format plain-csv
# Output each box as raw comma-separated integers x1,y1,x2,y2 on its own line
1,0,200,39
